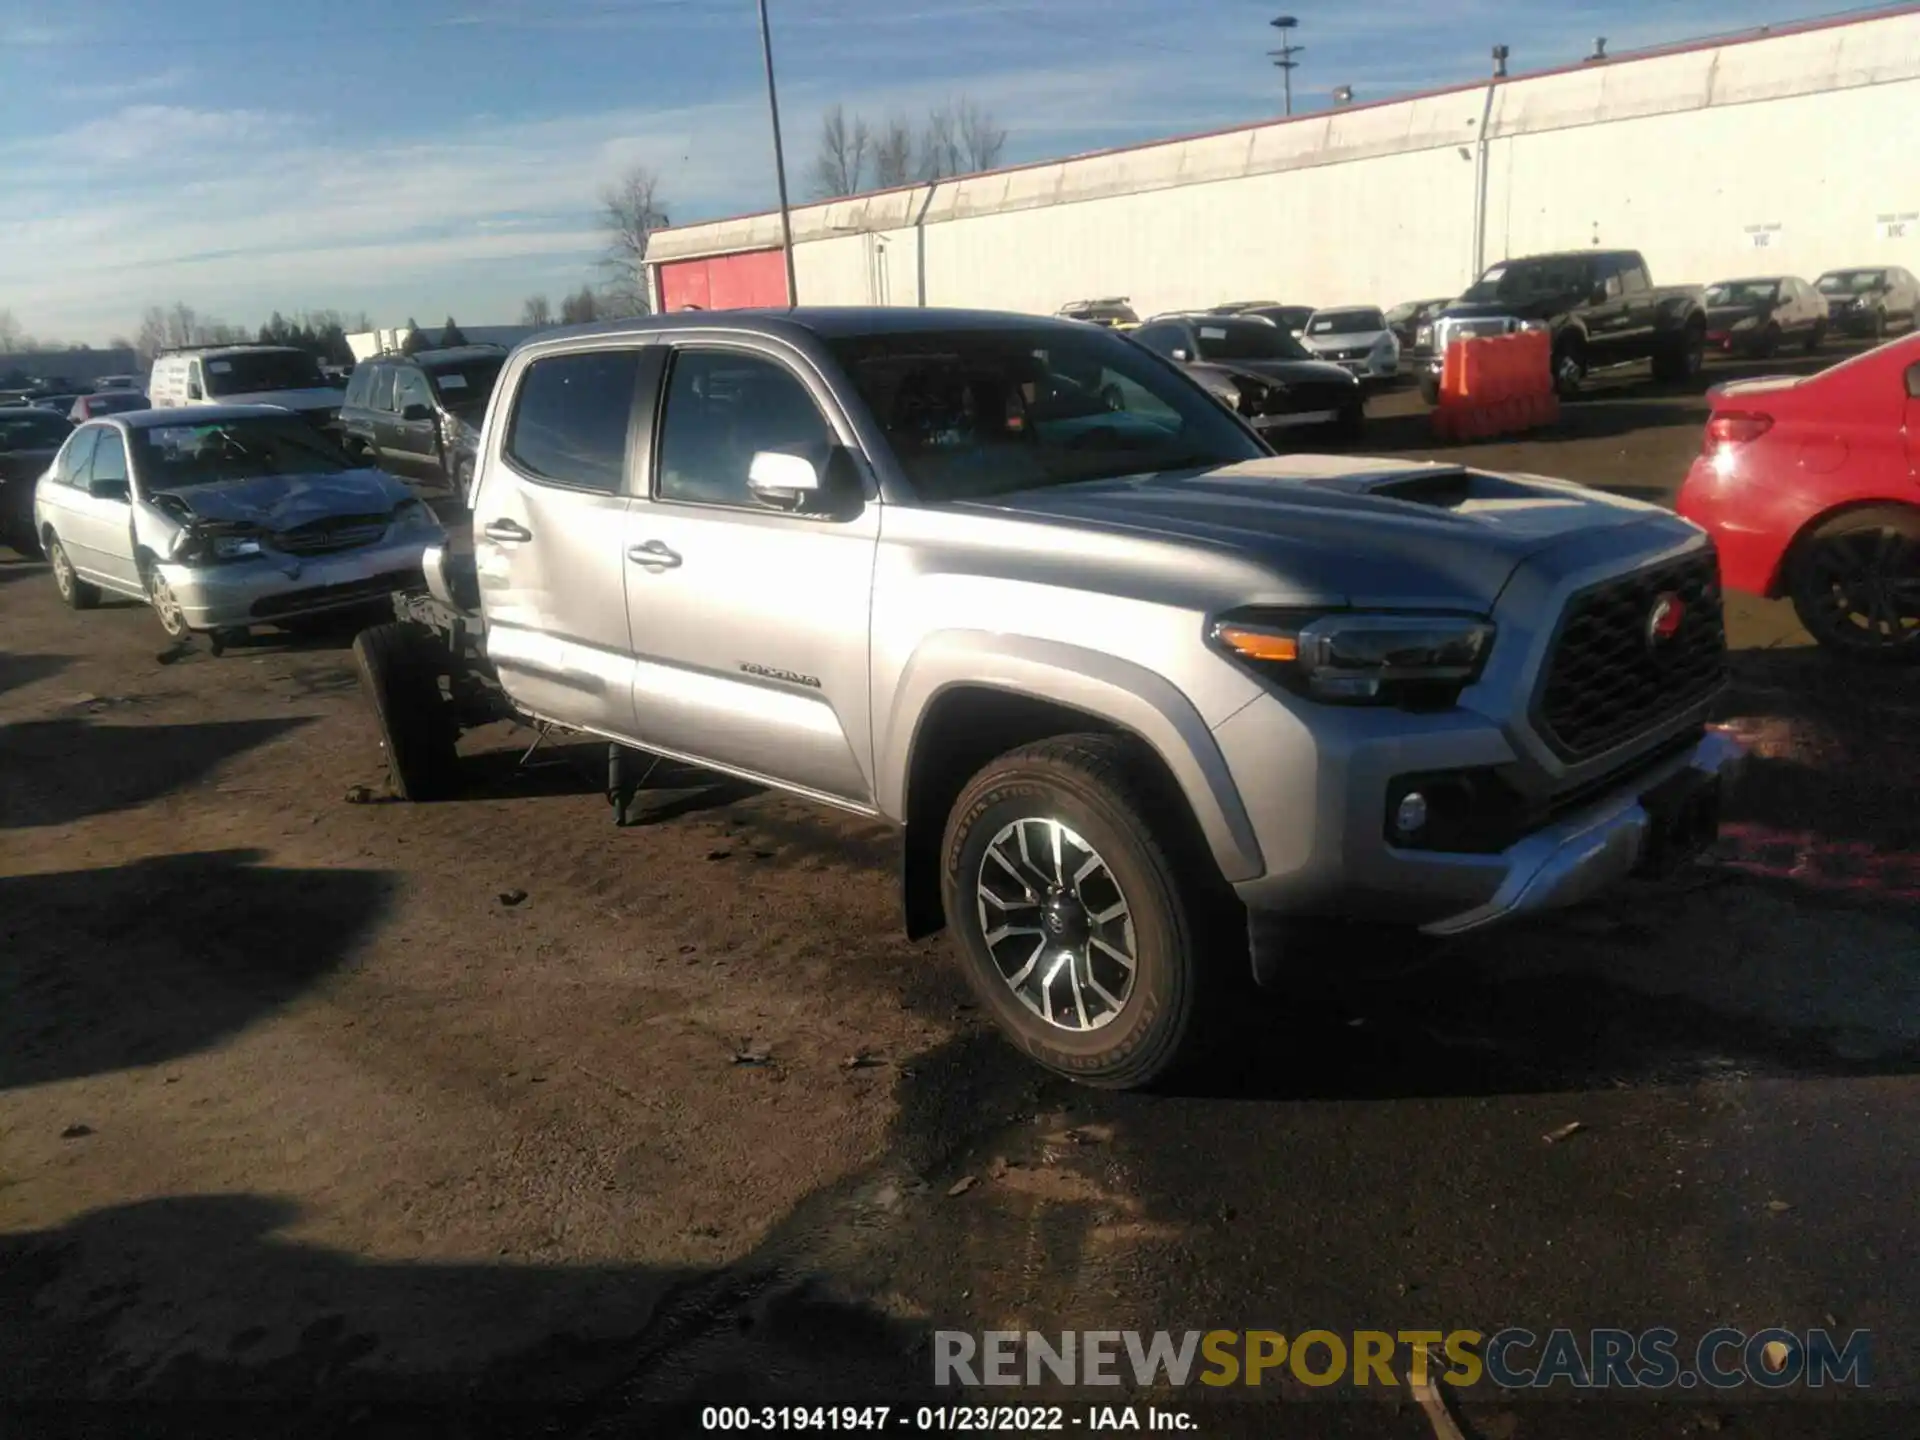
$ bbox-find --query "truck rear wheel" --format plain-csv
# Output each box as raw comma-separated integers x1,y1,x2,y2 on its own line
353,621,460,799
1651,321,1706,386
940,733,1232,1090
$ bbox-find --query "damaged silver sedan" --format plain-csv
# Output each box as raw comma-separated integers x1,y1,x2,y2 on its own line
32,406,442,643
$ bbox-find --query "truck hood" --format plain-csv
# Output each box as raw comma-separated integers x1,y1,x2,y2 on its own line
958,455,1669,610
1442,297,1568,323
146,468,411,529
207,386,342,413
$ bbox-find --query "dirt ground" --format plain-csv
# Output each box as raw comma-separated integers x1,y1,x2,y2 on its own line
4,348,1919,1438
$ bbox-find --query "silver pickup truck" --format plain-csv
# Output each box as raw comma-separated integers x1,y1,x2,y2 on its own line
353,308,1744,1088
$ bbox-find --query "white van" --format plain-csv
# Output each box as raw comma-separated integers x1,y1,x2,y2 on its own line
146,346,344,425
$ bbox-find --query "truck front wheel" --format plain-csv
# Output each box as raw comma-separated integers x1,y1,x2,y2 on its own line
353,621,460,800
940,734,1232,1090
1552,337,1587,398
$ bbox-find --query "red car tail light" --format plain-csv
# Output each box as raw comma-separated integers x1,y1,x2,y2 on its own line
1703,412,1773,452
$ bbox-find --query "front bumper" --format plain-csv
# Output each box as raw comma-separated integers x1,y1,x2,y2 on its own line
1827,306,1877,334
1419,727,1744,935
1215,681,1746,936
159,534,434,630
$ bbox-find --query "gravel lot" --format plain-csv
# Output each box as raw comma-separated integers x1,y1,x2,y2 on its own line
4,346,1918,1438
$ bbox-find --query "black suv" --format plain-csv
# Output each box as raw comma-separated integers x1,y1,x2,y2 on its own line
337,345,508,498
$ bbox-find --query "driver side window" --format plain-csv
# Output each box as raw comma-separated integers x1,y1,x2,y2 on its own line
372,366,399,413
395,369,433,413
89,431,129,492
655,349,834,509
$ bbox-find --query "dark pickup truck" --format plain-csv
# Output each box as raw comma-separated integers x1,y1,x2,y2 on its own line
1418,249,1707,403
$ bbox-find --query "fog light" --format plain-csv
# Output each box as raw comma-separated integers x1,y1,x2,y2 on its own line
1394,791,1429,837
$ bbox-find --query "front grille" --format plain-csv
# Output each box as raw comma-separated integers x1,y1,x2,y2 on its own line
251,569,418,619
1264,381,1353,416
275,514,389,556
1534,550,1727,762
1323,344,1372,361
1435,318,1514,349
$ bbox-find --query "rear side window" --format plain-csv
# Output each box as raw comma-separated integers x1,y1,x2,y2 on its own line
504,349,642,493
57,428,99,485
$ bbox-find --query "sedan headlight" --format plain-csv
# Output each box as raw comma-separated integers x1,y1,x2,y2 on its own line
1211,609,1495,707
170,526,263,564
1731,316,1758,331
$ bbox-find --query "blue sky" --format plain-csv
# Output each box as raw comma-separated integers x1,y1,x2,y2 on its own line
0,0,1870,343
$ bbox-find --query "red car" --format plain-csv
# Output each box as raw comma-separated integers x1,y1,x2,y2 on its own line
1676,333,1920,661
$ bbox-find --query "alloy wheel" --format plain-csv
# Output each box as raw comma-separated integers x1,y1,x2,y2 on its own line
50,541,74,600
147,569,188,638
1804,526,1920,654
974,816,1138,1033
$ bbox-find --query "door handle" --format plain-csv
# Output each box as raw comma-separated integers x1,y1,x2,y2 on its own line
627,540,682,570
483,518,532,543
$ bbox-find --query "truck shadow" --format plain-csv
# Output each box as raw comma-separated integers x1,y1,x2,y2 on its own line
0,715,310,830
0,848,396,1092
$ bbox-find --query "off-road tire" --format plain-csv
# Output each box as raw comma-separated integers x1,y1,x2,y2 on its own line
940,733,1237,1090
353,621,461,799
1417,372,1441,407
1552,337,1587,398
45,533,100,610
1787,505,1920,665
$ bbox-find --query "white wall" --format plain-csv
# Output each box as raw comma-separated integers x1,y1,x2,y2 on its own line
653,10,1920,314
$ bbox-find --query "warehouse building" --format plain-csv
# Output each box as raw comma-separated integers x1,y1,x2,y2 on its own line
644,6,1920,317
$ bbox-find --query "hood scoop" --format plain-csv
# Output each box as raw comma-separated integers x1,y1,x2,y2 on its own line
1291,464,1480,509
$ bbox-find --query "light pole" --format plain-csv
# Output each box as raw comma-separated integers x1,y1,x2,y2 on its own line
1268,16,1302,116
757,0,798,306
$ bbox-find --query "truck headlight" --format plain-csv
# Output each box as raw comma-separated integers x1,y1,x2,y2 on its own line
1519,318,1551,333
1210,610,1495,707
1415,325,1433,345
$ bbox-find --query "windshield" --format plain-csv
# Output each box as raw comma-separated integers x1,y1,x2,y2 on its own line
1191,319,1313,362
86,392,149,415
1307,309,1385,335
1705,281,1779,306
426,355,505,417
825,326,1263,503
130,416,356,487
1817,271,1886,294
201,350,327,397
1459,258,1589,304
0,410,72,450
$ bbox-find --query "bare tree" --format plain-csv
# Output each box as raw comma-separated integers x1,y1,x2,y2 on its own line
0,309,23,352
598,164,669,315
806,104,871,199
872,116,915,188
560,285,599,326
521,294,554,329
919,103,960,182
956,96,1007,173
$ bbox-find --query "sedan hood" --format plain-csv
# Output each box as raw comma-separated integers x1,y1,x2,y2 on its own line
961,455,1671,610
1705,302,1770,327
1192,357,1358,387
148,468,412,529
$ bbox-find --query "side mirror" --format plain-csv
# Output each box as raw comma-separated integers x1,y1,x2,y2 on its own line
89,478,130,502
1170,348,1190,363
186,381,203,400
402,402,434,422
747,448,859,517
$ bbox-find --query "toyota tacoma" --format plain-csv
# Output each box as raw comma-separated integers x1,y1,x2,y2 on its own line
354,308,1744,1088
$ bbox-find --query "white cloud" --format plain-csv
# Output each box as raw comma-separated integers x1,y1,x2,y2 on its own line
56,66,192,103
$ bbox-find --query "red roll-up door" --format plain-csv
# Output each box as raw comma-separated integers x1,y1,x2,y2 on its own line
656,249,789,312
